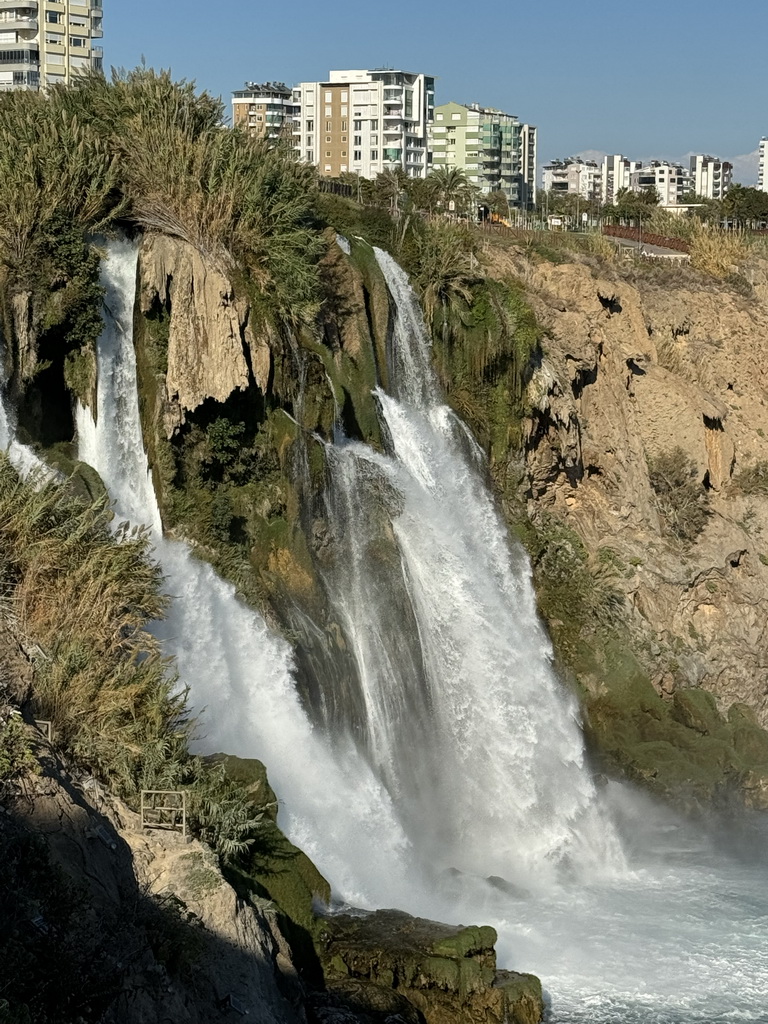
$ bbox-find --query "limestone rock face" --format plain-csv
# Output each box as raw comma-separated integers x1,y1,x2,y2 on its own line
138,233,254,436
315,909,543,1024
500,252,768,726
10,736,304,1024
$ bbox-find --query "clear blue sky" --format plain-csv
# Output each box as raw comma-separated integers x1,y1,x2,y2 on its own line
106,0,767,183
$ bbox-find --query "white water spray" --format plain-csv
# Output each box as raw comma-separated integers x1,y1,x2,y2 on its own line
74,239,417,908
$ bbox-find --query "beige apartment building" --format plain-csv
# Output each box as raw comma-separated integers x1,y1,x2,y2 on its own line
294,68,435,179
231,81,298,141
0,0,103,92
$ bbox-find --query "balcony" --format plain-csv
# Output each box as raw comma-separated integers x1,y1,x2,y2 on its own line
0,15,37,29
0,0,36,9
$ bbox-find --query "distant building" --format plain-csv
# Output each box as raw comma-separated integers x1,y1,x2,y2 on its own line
295,68,434,179
231,82,298,141
759,138,768,192
542,158,601,201
429,101,537,208
0,0,103,92
689,155,732,200
600,155,640,205
630,161,692,206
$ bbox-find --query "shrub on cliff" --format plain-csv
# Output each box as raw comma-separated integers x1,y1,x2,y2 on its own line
647,447,710,543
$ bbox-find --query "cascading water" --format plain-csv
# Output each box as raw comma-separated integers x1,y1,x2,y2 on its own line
73,239,418,908
317,248,624,884
65,237,768,1023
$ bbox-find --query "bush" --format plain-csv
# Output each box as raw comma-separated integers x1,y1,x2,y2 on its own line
734,460,768,496
648,448,710,542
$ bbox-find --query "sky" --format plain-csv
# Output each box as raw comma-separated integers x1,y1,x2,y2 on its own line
106,0,767,184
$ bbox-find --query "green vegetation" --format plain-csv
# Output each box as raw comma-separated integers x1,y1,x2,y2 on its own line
0,454,268,861
733,459,768,496
647,447,710,543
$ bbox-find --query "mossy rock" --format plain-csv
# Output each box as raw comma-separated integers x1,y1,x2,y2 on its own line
209,754,278,818
495,970,544,1024
671,688,726,736
315,910,539,1024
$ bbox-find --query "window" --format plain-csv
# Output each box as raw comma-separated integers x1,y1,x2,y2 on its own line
451,113,461,120
324,164,331,171
371,119,378,130
325,106,332,116
341,106,348,116
324,91,332,101
340,120,347,131
353,119,362,131
325,120,332,131
45,32,64,44
371,134,378,144
70,36,86,46
341,150,347,157
325,150,331,157
46,11,62,22
306,119,313,131
306,135,313,146
341,135,347,142
354,135,361,145
353,150,361,161
341,164,347,172
371,149,378,160
435,113,443,121
306,150,313,161
341,91,348,101
325,135,331,142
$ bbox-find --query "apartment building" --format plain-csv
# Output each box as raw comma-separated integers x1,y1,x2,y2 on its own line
429,101,537,209
758,138,767,192
295,68,434,179
0,1,103,92
231,82,298,141
600,154,640,205
542,158,601,201
630,161,692,205
689,154,732,200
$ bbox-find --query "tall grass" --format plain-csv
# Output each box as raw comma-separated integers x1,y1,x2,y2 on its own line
0,68,324,321
0,455,265,860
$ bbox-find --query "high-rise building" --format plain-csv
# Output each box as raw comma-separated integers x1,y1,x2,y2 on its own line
295,68,434,179
689,155,732,200
542,158,601,201
0,1,103,93
600,155,641,205
429,101,538,209
630,161,692,206
758,138,767,192
231,82,298,141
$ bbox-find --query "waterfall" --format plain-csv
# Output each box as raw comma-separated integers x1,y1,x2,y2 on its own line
313,247,624,884
74,239,416,908
9,236,768,1023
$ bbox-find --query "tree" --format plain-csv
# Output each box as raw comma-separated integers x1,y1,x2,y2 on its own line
612,186,660,221
722,184,768,227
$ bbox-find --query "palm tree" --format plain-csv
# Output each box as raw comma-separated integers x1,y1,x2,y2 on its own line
427,167,476,219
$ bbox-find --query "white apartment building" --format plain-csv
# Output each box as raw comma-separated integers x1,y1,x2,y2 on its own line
295,68,434,179
601,154,640,205
630,161,692,206
542,158,601,200
0,1,103,92
759,138,767,192
689,154,732,200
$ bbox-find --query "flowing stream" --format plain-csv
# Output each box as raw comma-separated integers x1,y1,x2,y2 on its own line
39,236,768,1022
